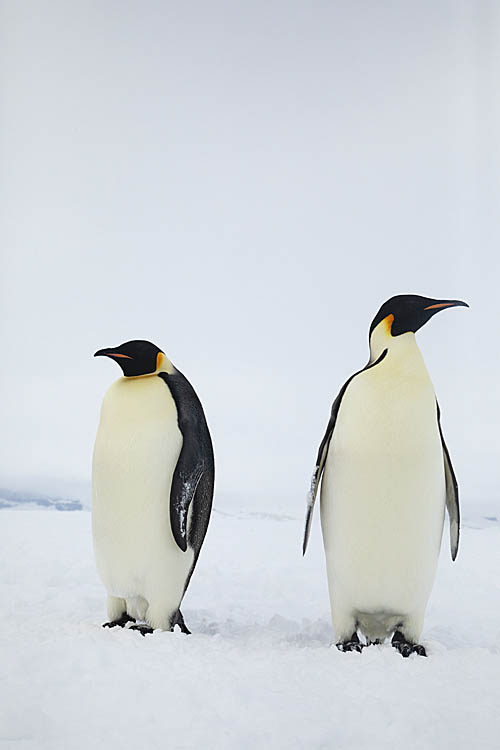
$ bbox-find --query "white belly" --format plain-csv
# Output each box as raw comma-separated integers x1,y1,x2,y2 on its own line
320,350,445,632
92,376,193,618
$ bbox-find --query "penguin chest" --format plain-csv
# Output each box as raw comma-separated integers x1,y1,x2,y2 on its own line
92,376,186,597
321,359,446,610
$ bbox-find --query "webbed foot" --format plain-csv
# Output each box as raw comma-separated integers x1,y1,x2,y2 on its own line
129,624,154,636
336,632,365,653
391,630,427,657
103,613,136,629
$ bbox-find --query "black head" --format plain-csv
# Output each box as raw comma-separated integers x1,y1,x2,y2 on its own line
369,294,469,338
94,340,164,377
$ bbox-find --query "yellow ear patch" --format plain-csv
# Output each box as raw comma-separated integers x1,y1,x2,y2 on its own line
156,352,165,371
384,314,394,335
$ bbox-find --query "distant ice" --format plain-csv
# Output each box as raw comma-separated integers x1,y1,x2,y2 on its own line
0,488,83,511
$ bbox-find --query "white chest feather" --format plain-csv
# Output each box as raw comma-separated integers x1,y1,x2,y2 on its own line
321,334,446,618
92,376,192,607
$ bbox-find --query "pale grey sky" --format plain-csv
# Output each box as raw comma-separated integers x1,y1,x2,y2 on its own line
1,1,499,510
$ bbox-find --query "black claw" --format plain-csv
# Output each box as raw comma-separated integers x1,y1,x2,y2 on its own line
337,632,365,653
391,630,427,658
399,643,413,658
102,613,136,629
129,624,154,636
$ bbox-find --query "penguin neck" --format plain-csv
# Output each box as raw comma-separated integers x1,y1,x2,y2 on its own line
157,353,176,375
369,317,426,373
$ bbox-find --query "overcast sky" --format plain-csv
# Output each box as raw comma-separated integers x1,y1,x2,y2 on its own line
1,1,499,512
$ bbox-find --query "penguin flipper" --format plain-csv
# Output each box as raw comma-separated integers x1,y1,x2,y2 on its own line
303,392,342,555
436,401,460,561
158,371,215,554
303,348,389,555
170,461,205,552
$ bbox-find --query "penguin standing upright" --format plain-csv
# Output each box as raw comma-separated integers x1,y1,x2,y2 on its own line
92,340,214,635
303,295,467,656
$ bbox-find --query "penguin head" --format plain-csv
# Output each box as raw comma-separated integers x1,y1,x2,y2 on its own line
94,340,165,377
369,294,469,340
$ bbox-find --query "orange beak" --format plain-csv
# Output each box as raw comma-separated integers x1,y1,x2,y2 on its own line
423,300,469,311
94,349,133,359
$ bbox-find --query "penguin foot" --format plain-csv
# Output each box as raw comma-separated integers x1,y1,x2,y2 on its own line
391,630,427,658
103,613,136,629
336,632,365,653
128,624,155,636
171,609,191,635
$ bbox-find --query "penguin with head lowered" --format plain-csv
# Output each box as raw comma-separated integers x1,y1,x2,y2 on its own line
303,295,467,656
92,340,214,635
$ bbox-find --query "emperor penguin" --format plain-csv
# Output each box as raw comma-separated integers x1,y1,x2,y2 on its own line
92,340,214,635
303,295,468,657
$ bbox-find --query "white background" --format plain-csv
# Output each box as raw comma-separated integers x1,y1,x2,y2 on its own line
1,1,499,512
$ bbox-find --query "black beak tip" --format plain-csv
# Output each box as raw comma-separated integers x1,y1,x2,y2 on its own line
94,349,107,358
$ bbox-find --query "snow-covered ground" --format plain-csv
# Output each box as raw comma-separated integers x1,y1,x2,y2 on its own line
1,503,500,750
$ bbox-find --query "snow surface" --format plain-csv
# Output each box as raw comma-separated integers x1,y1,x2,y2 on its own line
2,507,500,750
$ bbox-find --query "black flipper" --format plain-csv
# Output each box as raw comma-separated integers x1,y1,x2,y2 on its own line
303,391,343,555
303,348,388,555
158,370,215,558
436,401,460,561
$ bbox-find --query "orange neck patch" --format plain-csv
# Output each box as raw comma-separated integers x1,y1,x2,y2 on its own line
384,314,394,336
